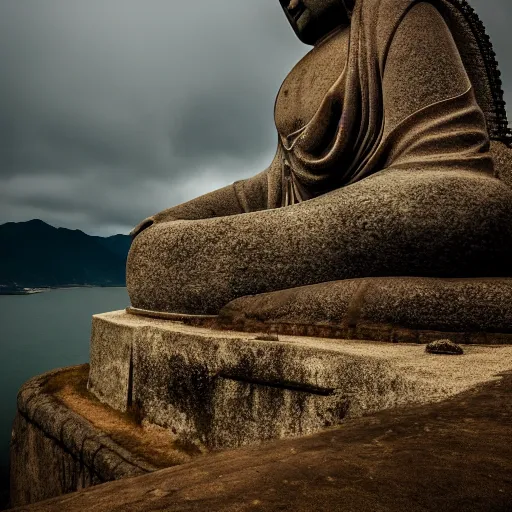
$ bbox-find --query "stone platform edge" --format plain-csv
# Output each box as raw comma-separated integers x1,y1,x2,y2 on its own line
88,310,512,452
10,365,158,508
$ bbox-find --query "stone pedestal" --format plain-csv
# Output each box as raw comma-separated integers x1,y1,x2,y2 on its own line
11,309,512,508
88,310,512,450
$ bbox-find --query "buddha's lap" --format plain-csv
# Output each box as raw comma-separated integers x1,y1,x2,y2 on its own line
134,168,512,262
127,168,512,314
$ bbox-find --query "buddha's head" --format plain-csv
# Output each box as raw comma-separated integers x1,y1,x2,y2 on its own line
279,0,354,45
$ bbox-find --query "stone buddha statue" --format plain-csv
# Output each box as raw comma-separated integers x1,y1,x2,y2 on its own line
127,0,512,335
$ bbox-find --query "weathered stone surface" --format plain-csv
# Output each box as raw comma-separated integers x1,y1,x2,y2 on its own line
9,365,195,508
215,277,512,344
88,310,512,451
88,317,134,412
9,413,102,508
128,171,512,315
13,372,512,512
491,140,512,188
426,339,464,355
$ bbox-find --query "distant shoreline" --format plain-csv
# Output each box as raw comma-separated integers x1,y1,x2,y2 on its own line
0,285,126,296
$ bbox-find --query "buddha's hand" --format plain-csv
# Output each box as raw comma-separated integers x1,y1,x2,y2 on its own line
131,178,253,239
130,216,155,239
130,208,180,239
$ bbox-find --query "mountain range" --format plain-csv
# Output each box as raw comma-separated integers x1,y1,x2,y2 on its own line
0,220,132,291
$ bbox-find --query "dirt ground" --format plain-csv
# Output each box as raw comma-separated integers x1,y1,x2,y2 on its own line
12,370,512,512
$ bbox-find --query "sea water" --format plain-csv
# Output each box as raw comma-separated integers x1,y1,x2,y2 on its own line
0,287,130,501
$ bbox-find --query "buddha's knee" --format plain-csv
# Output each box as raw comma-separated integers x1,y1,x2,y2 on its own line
359,168,512,274
449,173,512,235
361,169,512,229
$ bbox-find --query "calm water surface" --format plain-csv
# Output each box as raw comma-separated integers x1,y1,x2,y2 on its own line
0,287,130,494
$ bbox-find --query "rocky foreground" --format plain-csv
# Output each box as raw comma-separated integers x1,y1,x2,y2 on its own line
10,371,512,512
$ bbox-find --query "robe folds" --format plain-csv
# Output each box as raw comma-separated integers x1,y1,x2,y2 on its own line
265,0,509,208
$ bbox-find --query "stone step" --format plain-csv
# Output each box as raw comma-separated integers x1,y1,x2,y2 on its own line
88,310,512,451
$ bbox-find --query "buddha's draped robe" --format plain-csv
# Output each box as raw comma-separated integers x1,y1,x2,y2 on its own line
234,0,494,210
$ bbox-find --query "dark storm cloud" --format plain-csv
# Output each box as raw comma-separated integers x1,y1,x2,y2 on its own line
0,0,307,234
0,0,510,235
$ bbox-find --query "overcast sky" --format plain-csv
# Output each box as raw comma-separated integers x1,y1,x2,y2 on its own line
0,0,510,236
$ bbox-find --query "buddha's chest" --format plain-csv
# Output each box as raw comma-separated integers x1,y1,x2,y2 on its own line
274,28,350,136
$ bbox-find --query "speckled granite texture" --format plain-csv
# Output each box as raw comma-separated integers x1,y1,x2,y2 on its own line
128,170,512,314
13,373,512,512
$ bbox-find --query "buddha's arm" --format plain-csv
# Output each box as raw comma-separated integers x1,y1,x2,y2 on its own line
130,155,277,238
380,1,491,169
